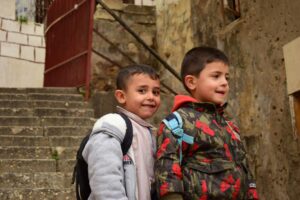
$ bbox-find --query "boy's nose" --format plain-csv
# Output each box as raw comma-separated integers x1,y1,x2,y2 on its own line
147,92,155,100
221,77,229,85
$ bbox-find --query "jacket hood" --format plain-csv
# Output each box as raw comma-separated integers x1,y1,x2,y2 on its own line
91,113,127,142
171,95,199,112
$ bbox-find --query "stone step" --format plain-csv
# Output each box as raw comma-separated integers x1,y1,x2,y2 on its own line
0,159,57,173
0,100,89,108
0,116,40,126
0,172,73,189
0,188,75,200
41,117,95,126
0,126,43,136
57,159,76,173
28,93,84,101
0,93,27,100
0,93,84,102
0,146,52,159
0,146,78,159
45,126,92,136
0,116,95,126
0,107,94,117
0,87,78,94
0,126,92,136
50,136,84,147
0,136,49,147
1,135,84,147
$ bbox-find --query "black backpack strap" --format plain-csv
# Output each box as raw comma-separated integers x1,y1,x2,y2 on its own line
119,112,133,155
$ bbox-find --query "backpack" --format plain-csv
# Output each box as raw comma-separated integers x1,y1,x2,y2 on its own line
71,113,133,200
162,111,194,164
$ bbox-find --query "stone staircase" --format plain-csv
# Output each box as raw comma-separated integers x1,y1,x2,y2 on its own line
0,88,96,200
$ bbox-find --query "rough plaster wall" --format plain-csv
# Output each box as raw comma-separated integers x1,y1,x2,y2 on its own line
213,1,300,200
156,0,195,93
156,0,300,200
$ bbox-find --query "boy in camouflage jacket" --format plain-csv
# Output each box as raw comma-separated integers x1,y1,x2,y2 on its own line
155,46,258,200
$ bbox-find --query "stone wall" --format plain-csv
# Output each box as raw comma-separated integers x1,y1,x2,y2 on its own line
91,1,157,92
0,17,45,87
0,0,15,20
156,0,300,200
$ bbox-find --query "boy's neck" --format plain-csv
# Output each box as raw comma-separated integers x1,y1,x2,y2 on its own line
116,106,153,127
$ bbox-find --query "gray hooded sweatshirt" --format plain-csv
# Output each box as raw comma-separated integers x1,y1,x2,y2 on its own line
82,108,155,200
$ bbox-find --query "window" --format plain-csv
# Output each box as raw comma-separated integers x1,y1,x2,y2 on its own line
290,92,300,136
221,0,241,24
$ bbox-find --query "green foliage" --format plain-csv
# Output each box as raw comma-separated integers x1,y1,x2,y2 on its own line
51,150,59,161
17,16,28,24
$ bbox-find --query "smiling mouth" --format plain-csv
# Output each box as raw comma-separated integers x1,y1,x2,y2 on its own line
142,104,156,108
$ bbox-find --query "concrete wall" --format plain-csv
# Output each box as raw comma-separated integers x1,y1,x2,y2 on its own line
0,0,16,20
156,0,300,200
0,17,45,88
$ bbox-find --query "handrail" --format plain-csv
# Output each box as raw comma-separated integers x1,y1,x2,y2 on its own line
93,28,137,64
96,0,182,82
45,0,86,33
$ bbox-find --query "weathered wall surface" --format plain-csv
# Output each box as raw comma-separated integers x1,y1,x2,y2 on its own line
0,17,45,87
156,0,300,200
156,0,195,93
91,1,157,92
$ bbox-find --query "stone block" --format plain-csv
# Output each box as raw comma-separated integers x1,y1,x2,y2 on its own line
123,4,155,15
0,30,7,41
35,23,44,36
20,45,34,61
28,35,42,46
21,22,35,35
101,0,124,10
0,42,20,58
41,37,45,47
7,32,28,45
35,47,45,62
0,0,16,20
134,0,155,6
2,19,20,32
94,8,116,20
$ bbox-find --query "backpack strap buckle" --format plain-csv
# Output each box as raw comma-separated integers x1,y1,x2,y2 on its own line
162,111,194,164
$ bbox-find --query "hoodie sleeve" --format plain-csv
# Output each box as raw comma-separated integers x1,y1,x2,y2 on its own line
155,123,184,198
83,133,128,200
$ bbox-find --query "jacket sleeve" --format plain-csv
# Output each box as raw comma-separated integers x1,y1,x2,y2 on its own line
229,120,259,200
83,132,128,200
242,155,259,200
155,123,184,198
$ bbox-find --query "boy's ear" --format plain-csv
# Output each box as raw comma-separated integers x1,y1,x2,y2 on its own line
114,89,126,104
184,75,197,91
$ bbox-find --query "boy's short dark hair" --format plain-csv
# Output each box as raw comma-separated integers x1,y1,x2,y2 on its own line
116,64,159,90
181,46,229,92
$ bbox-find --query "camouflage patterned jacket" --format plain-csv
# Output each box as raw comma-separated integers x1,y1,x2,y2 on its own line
155,95,258,200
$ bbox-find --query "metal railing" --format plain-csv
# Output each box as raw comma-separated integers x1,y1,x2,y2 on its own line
95,0,180,95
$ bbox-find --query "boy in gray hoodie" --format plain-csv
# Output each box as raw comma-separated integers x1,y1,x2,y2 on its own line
82,64,160,200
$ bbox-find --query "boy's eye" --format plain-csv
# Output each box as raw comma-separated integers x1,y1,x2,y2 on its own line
153,89,160,96
138,88,147,94
226,76,230,81
212,74,219,79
